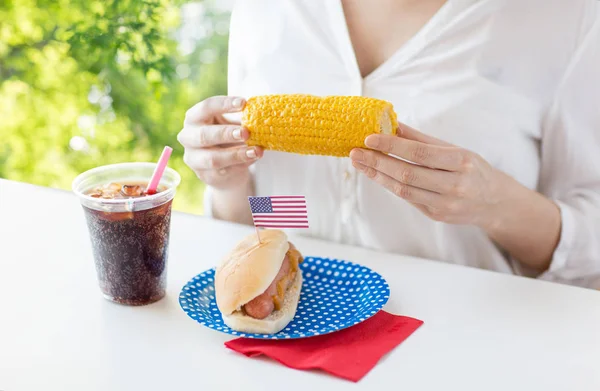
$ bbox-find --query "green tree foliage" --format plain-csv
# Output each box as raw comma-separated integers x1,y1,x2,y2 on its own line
0,0,230,213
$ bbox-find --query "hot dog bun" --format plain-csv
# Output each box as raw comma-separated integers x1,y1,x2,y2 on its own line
215,229,303,334
221,270,302,334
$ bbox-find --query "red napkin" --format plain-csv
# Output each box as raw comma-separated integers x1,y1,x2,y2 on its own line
224,310,423,382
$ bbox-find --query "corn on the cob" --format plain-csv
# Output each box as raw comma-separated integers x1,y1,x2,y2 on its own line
242,94,398,157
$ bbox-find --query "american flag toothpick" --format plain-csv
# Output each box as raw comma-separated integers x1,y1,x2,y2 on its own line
248,196,309,243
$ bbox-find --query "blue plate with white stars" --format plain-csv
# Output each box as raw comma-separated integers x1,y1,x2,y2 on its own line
178,256,390,339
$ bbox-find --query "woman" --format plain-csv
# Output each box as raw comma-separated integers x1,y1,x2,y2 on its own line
178,0,600,288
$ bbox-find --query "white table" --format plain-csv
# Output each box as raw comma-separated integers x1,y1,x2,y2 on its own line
1,178,599,391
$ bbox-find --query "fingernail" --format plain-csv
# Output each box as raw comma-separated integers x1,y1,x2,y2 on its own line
365,135,379,148
232,128,242,140
232,98,244,108
350,149,364,162
246,148,257,159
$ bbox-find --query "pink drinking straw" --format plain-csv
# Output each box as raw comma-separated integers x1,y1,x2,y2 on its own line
146,146,173,195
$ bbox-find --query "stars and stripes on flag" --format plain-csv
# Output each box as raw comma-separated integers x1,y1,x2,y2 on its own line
248,196,309,229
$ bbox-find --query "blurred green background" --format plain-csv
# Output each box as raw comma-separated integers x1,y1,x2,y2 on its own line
0,0,233,214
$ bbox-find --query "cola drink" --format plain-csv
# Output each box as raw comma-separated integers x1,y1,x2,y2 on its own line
83,182,171,305
72,163,181,306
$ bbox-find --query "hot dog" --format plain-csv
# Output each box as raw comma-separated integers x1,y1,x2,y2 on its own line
215,230,304,334
243,242,302,319
242,254,289,319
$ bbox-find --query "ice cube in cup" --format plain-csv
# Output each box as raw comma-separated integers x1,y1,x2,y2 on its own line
121,184,144,197
103,182,122,192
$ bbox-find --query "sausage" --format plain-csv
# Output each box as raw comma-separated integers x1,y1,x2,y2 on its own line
273,243,301,310
243,251,293,319
242,291,275,320
243,241,304,319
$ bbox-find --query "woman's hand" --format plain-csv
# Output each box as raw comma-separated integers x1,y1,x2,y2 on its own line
350,123,506,229
177,95,263,191
350,122,562,271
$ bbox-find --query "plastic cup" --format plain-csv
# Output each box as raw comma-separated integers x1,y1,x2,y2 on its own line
72,162,181,306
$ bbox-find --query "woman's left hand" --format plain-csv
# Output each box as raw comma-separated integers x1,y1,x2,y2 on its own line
349,123,509,230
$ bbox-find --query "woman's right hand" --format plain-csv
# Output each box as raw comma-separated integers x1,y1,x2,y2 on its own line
177,96,263,191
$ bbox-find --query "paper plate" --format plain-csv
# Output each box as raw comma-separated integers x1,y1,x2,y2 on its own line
179,256,390,339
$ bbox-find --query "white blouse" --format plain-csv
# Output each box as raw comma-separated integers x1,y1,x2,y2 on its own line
205,0,600,288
